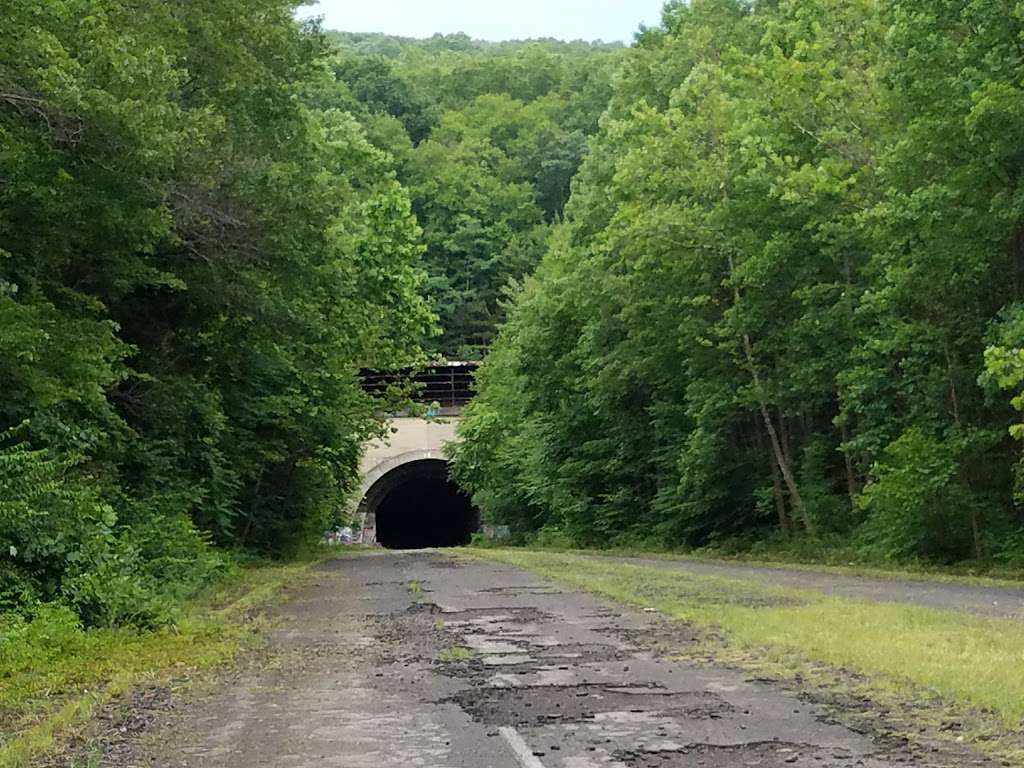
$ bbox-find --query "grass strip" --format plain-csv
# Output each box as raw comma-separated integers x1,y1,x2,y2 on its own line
0,549,343,768
503,544,1024,589
460,548,1024,761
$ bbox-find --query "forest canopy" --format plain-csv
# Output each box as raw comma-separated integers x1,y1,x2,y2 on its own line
5,0,1024,636
451,0,1024,567
0,0,433,626
324,32,624,357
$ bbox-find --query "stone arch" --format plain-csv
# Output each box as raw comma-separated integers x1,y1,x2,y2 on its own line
357,452,477,547
359,449,448,507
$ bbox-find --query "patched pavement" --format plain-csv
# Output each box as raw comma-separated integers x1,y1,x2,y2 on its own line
122,552,998,768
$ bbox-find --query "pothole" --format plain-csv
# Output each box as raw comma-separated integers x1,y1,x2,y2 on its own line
370,602,454,666
596,623,700,654
533,642,631,663
404,601,443,615
448,684,733,727
439,607,551,624
616,742,851,767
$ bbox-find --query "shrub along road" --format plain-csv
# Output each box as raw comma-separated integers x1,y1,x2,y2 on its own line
69,551,1016,767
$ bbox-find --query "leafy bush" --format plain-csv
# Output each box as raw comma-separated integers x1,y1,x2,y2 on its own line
0,433,225,627
993,530,1024,567
529,526,578,550
0,561,39,614
857,429,994,563
0,603,84,675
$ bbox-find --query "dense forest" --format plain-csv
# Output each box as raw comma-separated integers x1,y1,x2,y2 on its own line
5,0,1024,638
0,5,619,629
452,0,1024,566
0,2,440,627
326,31,623,356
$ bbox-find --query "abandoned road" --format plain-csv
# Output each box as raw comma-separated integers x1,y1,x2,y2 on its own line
111,552,1001,768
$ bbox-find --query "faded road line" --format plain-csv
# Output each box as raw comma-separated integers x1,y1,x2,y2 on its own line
500,726,548,768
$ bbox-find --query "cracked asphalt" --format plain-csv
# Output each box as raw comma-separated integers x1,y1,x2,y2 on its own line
115,552,1000,768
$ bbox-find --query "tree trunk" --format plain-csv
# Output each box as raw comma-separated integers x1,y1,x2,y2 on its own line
970,506,982,560
839,254,861,508
727,254,812,536
241,470,264,546
756,423,790,537
839,418,859,506
944,341,961,428
756,395,813,536
779,413,793,469
769,444,791,538
943,342,980,557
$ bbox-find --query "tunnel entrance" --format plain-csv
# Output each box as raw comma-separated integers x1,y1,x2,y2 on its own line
362,459,478,549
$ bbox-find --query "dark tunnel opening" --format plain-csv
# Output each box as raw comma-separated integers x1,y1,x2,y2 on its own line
368,460,479,549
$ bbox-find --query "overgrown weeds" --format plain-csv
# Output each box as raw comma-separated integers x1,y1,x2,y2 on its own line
0,551,334,768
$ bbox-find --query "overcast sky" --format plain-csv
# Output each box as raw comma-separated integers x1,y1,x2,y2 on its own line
297,0,667,43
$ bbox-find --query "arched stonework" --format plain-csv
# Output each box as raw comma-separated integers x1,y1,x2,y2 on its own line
355,416,461,543
357,451,448,543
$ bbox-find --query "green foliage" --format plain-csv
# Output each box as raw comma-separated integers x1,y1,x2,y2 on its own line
0,603,84,674
329,54,438,142
327,32,624,59
454,0,1024,566
328,33,623,357
857,429,989,563
982,304,1024,508
1,1,433,625
0,428,224,626
530,526,578,550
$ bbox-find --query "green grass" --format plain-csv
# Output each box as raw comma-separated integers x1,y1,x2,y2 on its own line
648,549,1024,587
0,550,338,768
519,544,1024,589
438,645,475,662
460,548,1024,761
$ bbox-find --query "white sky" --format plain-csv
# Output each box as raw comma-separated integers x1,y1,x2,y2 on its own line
297,0,667,43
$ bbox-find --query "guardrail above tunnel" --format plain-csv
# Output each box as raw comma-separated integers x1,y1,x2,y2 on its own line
360,361,480,410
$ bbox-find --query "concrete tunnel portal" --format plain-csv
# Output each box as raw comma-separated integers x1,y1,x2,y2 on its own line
358,459,478,549
356,363,481,548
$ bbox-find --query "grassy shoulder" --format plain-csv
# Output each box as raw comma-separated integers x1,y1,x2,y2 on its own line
608,549,1024,589
460,548,1024,763
0,547,353,768
488,539,1024,589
